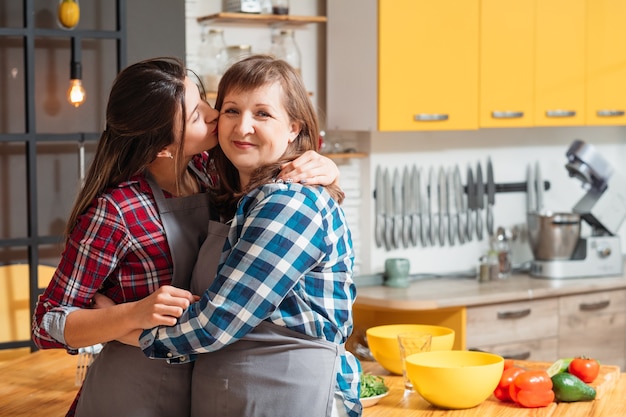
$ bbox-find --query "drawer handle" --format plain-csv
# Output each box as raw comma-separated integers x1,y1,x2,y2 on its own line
545,109,576,118
597,109,625,117
579,300,610,311
503,351,531,360
414,113,449,122
492,111,524,119
497,308,531,319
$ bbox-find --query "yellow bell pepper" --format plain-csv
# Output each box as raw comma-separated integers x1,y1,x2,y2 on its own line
58,0,80,29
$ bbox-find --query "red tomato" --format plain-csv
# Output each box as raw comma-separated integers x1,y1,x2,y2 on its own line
568,357,600,383
493,367,525,402
509,370,553,408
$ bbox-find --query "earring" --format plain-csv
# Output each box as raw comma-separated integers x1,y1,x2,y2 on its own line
166,152,174,159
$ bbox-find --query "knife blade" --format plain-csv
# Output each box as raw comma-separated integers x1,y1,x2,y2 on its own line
374,165,385,248
419,167,429,247
466,165,474,242
453,165,465,244
383,168,393,251
401,166,411,248
486,157,495,236
409,165,420,247
526,163,535,213
438,166,447,247
476,162,484,240
392,168,403,249
447,168,456,246
428,166,437,246
535,161,544,213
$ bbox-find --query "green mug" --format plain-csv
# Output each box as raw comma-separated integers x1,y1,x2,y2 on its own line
384,258,411,288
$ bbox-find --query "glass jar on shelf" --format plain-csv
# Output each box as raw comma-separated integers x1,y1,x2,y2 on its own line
269,29,301,75
198,27,227,93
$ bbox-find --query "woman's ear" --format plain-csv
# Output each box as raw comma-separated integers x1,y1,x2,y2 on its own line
156,148,174,159
287,121,302,143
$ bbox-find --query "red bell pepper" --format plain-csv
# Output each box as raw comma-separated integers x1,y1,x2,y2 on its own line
509,370,554,408
493,366,525,402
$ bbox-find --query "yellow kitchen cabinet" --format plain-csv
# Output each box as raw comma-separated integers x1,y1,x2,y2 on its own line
479,0,535,127
326,0,478,132
585,0,626,126
378,0,479,131
534,0,586,126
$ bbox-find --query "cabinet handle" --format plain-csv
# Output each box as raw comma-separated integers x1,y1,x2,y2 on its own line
497,308,531,319
503,351,531,360
491,111,524,119
545,110,576,118
597,110,625,117
579,300,610,311
414,113,449,122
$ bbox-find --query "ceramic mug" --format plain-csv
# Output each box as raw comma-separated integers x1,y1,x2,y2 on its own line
384,258,410,288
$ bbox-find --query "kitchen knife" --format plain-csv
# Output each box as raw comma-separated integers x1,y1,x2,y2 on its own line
419,167,429,247
437,166,447,247
409,165,420,247
486,157,495,236
374,165,385,248
535,161,544,213
428,166,437,246
401,166,411,248
446,168,456,246
526,163,536,213
475,162,484,240
392,168,403,249
383,168,393,251
453,165,465,244
466,165,474,242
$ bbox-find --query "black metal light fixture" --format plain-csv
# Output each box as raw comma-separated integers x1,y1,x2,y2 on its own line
67,37,86,107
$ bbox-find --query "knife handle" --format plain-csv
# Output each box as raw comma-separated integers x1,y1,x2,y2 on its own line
438,214,446,247
457,213,465,244
420,214,429,247
375,214,385,248
466,210,474,241
449,214,457,246
486,205,494,237
384,217,393,251
410,214,419,247
476,209,484,240
402,215,411,248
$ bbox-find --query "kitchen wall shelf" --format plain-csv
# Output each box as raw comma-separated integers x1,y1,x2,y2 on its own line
197,12,327,27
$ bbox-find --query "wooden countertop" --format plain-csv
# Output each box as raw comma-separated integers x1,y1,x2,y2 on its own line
0,349,78,416
1,350,624,416
361,361,625,417
354,272,626,310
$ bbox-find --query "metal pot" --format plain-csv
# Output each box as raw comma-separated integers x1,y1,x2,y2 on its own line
527,212,581,260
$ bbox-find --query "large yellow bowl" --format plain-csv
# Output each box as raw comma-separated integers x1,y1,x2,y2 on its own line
365,324,455,375
406,350,504,409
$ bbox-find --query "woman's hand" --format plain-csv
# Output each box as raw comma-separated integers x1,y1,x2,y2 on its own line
128,285,197,329
278,150,340,186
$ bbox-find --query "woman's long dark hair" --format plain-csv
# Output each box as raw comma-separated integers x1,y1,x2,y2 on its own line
64,57,188,239
210,54,344,218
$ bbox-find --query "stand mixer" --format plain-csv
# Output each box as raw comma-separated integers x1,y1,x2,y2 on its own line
529,140,626,279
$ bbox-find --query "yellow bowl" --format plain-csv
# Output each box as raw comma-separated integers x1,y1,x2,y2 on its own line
365,324,455,375
406,350,504,409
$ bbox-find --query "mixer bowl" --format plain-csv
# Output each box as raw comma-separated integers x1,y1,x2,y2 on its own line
527,212,581,260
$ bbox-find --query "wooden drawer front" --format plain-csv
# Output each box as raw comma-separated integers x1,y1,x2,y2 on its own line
559,290,626,370
472,337,558,363
559,290,626,316
466,298,558,346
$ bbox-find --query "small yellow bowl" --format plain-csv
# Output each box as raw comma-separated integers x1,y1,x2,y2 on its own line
406,350,504,409
365,324,455,375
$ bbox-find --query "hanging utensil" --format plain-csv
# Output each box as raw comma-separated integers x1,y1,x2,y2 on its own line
438,166,447,246
420,167,429,247
402,166,412,248
447,168,456,246
535,161,544,212
486,157,495,236
383,168,393,251
466,165,475,241
526,163,536,213
453,165,465,244
428,166,437,246
475,161,485,240
374,165,385,248
409,165,420,247
392,168,403,249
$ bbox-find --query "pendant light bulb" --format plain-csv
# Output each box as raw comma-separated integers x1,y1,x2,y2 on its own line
67,59,86,108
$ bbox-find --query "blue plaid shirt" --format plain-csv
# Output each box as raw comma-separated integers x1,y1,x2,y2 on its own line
141,182,362,417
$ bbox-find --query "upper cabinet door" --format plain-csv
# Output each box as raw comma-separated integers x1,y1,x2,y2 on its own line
586,0,626,125
378,0,479,131
480,0,534,128
534,0,586,126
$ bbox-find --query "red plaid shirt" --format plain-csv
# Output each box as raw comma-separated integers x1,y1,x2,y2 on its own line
32,153,213,351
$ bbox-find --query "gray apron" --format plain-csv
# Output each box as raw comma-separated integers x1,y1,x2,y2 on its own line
75,169,212,417
189,230,340,417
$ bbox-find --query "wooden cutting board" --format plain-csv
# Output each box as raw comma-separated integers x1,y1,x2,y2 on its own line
513,360,621,400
